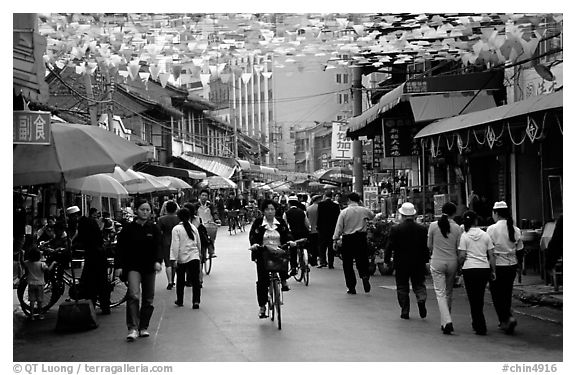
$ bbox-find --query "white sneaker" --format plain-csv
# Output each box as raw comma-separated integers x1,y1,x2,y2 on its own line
126,330,138,342
139,329,150,337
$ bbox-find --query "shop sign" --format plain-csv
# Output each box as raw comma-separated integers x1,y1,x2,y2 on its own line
13,111,51,145
363,186,380,212
372,135,384,169
382,119,420,157
331,122,352,160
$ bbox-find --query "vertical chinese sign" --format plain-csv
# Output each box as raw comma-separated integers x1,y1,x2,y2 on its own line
331,122,352,160
13,111,51,145
381,119,420,157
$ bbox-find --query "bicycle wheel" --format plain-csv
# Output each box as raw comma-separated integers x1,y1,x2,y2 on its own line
293,251,303,282
107,275,128,308
17,275,62,316
203,256,212,275
302,249,310,286
268,279,275,322
274,278,282,330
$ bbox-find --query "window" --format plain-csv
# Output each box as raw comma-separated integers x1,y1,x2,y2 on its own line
337,93,349,104
336,74,341,83
342,73,349,84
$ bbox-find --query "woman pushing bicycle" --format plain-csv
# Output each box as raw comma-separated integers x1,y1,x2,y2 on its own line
248,199,296,318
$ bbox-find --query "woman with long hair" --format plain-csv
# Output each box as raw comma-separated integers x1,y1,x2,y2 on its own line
486,201,524,334
248,199,295,318
115,198,163,342
458,210,496,335
170,207,202,309
427,202,461,334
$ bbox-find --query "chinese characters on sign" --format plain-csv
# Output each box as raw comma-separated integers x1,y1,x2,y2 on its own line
382,119,420,157
331,122,352,160
372,135,383,170
13,111,51,145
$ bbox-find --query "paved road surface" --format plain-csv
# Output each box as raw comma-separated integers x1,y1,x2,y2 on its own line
13,226,562,362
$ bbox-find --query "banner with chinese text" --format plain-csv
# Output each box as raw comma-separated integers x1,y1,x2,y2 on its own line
13,111,51,145
331,122,352,160
381,119,419,157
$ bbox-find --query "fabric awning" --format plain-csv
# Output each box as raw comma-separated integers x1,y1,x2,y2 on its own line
408,92,496,123
176,153,237,179
348,82,498,134
348,83,405,133
414,90,563,139
136,163,206,180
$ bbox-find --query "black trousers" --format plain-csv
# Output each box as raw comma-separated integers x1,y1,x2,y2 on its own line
307,233,319,266
394,265,427,315
462,268,490,333
489,265,517,324
255,255,288,307
341,232,369,291
175,259,201,305
318,231,335,267
79,252,110,311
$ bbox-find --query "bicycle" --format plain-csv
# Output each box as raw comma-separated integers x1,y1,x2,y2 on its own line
17,244,127,316
256,243,292,330
291,238,310,286
226,209,241,235
202,221,219,275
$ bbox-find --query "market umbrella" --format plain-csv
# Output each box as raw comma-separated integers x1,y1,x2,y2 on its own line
107,166,146,185
203,176,237,189
65,173,129,199
13,123,148,187
156,176,193,190
268,181,292,193
123,172,176,194
317,167,353,188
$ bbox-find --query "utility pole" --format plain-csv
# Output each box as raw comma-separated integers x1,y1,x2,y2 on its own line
83,72,98,126
352,65,363,195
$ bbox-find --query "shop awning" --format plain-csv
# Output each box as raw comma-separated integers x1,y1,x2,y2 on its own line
348,82,497,134
414,90,563,139
408,92,496,123
176,153,238,179
348,83,406,133
135,163,207,179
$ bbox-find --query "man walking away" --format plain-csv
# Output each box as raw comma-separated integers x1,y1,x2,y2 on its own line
385,202,429,319
317,191,340,268
157,201,180,290
332,192,375,294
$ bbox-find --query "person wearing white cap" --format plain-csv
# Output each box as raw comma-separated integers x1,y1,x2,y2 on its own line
65,206,81,243
486,201,524,334
385,202,429,319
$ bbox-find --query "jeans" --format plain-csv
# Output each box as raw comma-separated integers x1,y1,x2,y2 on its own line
462,268,490,333
395,266,427,315
341,232,370,291
176,259,201,305
126,271,156,331
430,259,458,327
489,265,517,324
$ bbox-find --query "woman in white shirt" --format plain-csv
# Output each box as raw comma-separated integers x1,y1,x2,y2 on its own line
428,202,462,335
170,207,202,309
458,210,496,335
486,201,524,334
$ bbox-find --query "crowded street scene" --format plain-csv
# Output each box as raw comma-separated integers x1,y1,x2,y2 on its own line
12,10,565,372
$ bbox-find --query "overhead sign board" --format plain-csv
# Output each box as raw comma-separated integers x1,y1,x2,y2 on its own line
331,122,352,160
13,111,51,145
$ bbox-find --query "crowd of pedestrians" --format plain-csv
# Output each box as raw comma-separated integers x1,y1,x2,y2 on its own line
16,185,531,341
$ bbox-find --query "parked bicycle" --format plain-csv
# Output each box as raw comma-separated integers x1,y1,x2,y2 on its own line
17,243,127,317
255,242,292,330
291,238,310,286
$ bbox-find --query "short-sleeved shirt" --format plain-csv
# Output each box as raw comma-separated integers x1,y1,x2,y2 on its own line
458,228,494,269
157,214,180,252
24,260,48,286
428,219,462,262
486,220,524,266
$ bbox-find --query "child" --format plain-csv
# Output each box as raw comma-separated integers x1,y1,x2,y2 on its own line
24,247,54,320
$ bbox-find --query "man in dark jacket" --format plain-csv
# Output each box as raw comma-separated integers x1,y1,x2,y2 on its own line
283,196,310,275
385,202,429,320
316,191,340,268
78,208,110,314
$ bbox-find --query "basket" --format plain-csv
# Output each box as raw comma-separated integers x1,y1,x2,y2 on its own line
261,246,289,272
204,222,218,241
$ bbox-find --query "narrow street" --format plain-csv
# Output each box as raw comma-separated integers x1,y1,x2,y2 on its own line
13,226,562,362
